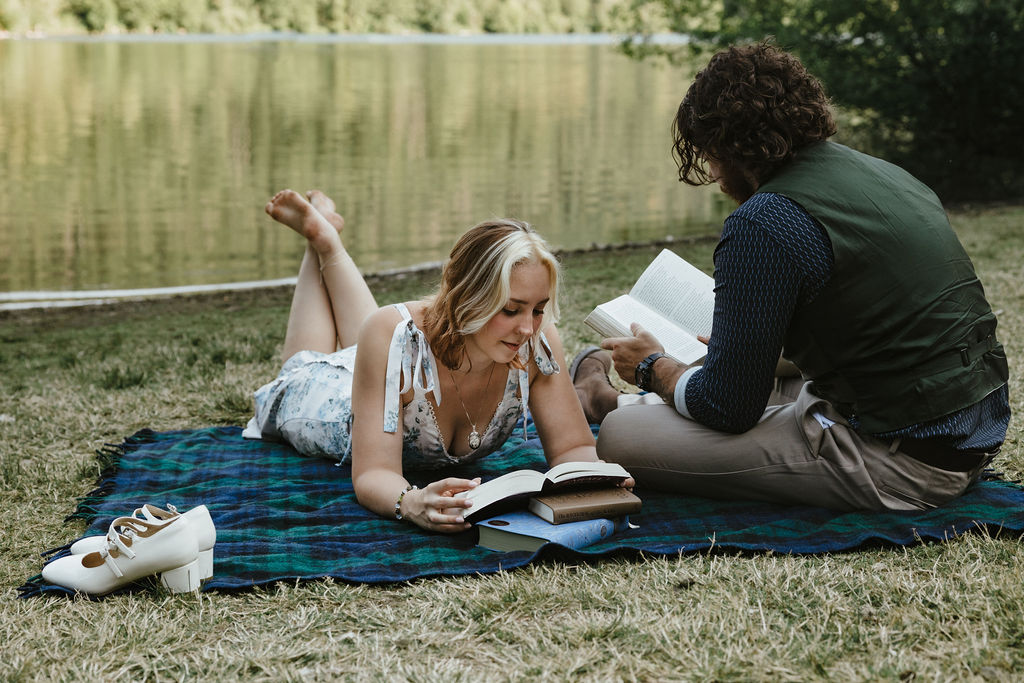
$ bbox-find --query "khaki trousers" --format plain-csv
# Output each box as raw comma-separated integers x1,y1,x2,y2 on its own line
596,380,990,511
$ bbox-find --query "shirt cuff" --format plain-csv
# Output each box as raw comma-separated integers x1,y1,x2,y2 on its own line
672,366,702,419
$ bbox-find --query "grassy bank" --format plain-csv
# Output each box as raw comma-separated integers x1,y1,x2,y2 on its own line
1,204,1022,680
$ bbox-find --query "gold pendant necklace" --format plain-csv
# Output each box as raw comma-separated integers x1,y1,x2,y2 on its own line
448,362,496,450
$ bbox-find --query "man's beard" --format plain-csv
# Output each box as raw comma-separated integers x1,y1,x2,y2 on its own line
716,163,758,204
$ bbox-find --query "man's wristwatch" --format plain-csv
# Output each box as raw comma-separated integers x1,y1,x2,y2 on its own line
634,352,666,392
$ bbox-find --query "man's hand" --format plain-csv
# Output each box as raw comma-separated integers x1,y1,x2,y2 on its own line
600,323,666,387
602,323,694,403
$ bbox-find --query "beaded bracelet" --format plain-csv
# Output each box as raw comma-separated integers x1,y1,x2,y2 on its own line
394,484,418,521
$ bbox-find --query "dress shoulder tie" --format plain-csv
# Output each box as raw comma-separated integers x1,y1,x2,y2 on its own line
516,331,561,439
382,303,441,433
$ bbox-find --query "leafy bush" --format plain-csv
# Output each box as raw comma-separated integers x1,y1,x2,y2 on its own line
623,0,1024,202
0,0,20,30
5,0,657,35
66,0,115,31
1,0,69,32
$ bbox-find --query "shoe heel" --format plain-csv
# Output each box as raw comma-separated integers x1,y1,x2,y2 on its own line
160,559,201,593
197,548,214,581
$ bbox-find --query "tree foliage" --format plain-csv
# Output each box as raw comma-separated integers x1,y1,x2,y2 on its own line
623,0,1024,201
0,0,655,35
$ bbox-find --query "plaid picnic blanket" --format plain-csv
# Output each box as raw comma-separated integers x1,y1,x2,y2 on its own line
19,424,1024,597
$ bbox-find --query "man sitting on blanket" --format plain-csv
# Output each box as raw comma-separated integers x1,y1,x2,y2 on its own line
573,42,1011,511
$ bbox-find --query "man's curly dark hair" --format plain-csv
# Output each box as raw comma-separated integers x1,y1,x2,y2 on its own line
673,42,837,189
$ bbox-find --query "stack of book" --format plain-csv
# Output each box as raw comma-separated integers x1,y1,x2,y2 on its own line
456,461,642,552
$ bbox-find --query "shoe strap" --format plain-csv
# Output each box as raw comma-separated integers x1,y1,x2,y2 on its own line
101,548,125,577
139,503,180,523
100,536,129,578
102,525,137,562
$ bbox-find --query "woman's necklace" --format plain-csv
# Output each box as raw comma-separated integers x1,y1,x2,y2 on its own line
448,362,497,450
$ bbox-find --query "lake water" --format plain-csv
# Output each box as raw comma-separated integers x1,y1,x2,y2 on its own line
0,36,730,299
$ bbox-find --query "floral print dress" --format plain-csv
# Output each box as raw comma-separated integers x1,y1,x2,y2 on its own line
243,303,559,470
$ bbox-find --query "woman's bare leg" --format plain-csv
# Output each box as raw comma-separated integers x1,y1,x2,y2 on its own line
266,189,377,360
280,244,338,360
305,190,378,347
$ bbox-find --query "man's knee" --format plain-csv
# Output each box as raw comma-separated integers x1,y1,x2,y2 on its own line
596,404,679,465
595,407,629,462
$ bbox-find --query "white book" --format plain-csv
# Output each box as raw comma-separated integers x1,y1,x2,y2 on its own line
584,249,715,365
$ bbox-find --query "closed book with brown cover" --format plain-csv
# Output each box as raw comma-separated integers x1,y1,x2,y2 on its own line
528,487,642,524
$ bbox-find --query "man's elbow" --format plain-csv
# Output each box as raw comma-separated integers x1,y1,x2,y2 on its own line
719,416,761,434
697,407,764,434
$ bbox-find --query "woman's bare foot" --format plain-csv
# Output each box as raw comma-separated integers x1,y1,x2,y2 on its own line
306,190,345,234
265,189,342,256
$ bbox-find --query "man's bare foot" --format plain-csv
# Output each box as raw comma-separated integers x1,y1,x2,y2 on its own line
570,348,621,425
265,189,342,256
306,190,345,234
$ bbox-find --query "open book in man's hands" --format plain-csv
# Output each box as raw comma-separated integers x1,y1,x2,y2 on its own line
584,249,714,365
457,460,632,523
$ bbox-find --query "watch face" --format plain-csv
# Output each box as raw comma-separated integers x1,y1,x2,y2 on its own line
637,359,651,391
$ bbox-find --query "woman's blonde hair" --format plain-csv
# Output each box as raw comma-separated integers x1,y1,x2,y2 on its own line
423,218,560,371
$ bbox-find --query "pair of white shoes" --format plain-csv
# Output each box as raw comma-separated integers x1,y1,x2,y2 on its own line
42,504,217,596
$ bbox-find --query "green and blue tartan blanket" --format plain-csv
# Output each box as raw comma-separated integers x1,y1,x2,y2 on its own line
20,424,1024,596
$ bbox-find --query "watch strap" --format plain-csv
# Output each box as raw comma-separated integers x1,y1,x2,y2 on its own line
635,352,666,392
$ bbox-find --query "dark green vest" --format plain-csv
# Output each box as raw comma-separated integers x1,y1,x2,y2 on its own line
757,142,1007,433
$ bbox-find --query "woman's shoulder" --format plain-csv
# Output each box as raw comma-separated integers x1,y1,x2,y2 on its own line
359,301,429,342
401,300,429,325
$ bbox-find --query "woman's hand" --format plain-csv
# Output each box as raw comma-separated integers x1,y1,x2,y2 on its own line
401,477,481,533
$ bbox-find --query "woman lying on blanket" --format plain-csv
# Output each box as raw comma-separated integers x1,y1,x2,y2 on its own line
246,189,626,533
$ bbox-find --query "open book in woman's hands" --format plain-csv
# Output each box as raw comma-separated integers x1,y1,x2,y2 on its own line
457,460,632,523
584,249,714,365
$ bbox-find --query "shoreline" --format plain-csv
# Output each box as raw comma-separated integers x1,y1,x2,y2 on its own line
0,235,716,312
4,199,1017,311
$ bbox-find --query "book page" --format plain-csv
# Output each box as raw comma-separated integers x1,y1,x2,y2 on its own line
630,249,715,338
583,303,632,340
545,460,630,484
459,469,545,512
590,295,708,364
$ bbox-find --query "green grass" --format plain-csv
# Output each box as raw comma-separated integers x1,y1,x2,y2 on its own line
1,205,1022,680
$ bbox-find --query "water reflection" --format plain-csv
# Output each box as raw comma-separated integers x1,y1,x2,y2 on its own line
0,38,730,294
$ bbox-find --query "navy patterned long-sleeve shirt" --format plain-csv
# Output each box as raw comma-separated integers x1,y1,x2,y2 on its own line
672,192,1009,450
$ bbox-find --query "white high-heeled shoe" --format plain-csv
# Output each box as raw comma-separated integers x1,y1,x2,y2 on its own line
42,515,200,595
70,504,216,580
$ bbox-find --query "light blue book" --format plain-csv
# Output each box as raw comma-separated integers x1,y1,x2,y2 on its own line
476,510,628,552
